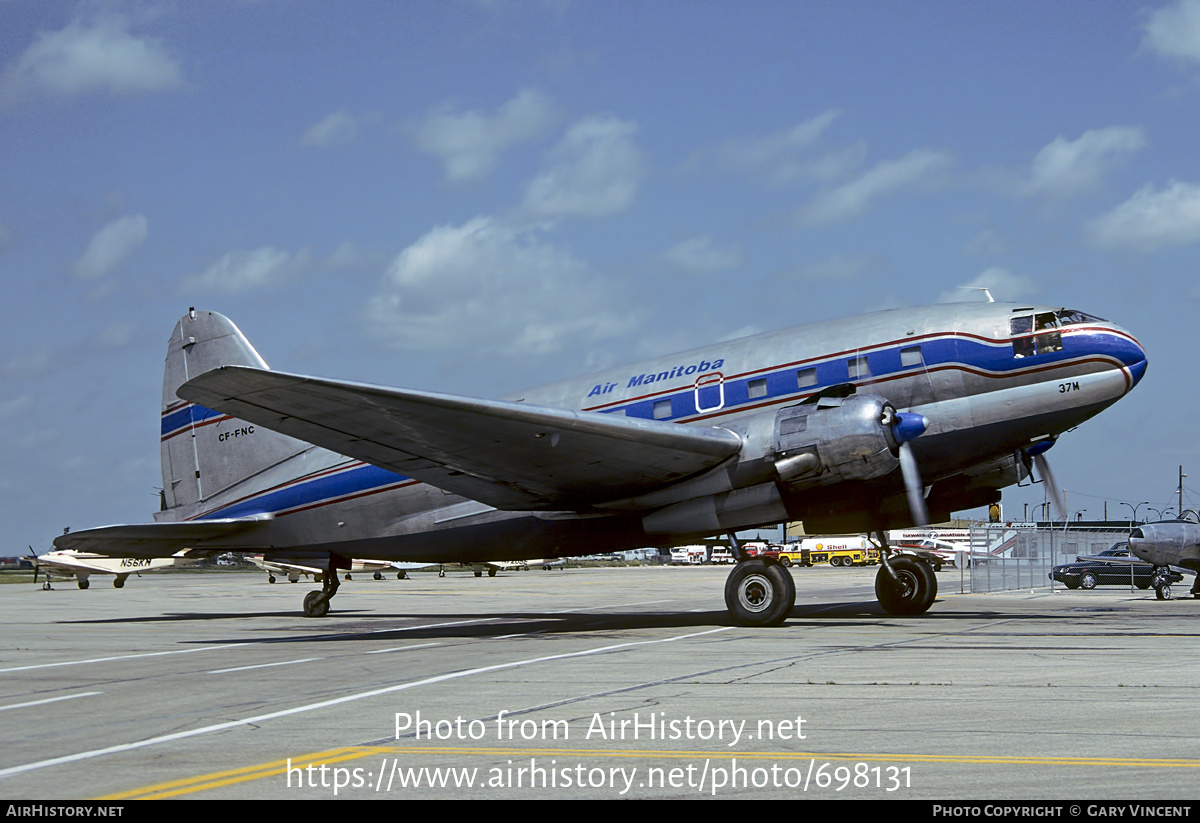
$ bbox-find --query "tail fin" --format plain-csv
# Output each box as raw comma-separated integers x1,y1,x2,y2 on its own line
159,309,307,516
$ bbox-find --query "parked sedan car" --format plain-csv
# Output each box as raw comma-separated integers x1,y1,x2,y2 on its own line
1050,556,1182,591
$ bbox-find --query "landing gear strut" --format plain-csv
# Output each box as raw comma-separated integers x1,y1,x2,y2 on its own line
1152,567,1173,601
302,558,343,617
723,533,795,627
874,531,937,616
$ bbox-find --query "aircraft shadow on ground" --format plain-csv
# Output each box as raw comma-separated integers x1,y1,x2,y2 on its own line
56,598,1057,643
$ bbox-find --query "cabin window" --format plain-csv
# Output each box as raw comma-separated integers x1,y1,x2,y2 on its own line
900,345,923,368
1057,308,1105,326
847,356,870,379
797,367,817,389
653,399,672,419
748,378,767,399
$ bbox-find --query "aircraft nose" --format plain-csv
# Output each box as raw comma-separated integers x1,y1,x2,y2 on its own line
1126,340,1148,390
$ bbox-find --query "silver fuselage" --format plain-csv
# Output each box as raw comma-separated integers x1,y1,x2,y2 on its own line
159,302,1147,564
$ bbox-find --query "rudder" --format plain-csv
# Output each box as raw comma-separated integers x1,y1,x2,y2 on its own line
159,309,308,516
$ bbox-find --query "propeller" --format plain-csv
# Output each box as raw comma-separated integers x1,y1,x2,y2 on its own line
27,545,39,584
1033,453,1066,521
1024,438,1066,521
888,410,930,526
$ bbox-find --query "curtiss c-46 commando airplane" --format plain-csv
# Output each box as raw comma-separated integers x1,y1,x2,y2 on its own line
55,302,1146,622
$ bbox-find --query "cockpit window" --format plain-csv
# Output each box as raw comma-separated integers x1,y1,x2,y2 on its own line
1056,309,1105,326
1010,313,1062,357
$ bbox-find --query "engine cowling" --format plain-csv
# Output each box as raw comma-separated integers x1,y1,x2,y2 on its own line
773,394,905,487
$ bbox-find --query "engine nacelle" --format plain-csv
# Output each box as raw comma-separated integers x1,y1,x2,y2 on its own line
773,394,902,487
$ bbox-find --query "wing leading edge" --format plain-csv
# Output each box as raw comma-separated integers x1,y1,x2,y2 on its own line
179,366,743,511
53,516,275,558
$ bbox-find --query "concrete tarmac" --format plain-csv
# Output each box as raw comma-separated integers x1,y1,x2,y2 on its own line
2,565,1198,800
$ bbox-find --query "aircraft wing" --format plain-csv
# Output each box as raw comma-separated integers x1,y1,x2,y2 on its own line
179,366,743,511
53,516,274,558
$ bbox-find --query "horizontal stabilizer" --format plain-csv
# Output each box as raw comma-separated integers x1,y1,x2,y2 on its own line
53,515,274,558
179,366,743,510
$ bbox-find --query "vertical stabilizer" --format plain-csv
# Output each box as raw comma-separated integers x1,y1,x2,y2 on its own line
159,310,308,515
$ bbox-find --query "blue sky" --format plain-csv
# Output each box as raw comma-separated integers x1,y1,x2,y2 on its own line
4,0,1200,552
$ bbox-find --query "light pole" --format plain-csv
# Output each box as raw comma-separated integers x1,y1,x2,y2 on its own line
1121,501,1148,525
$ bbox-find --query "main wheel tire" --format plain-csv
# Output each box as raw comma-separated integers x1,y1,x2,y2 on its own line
113,575,126,589
373,571,383,580
474,570,482,577
488,568,497,577
78,579,89,590
1156,584,1171,601
875,557,937,616
268,575,276,584
724,560,795,627
1080,572,1097,590
303,590,330,617
397,571,407,580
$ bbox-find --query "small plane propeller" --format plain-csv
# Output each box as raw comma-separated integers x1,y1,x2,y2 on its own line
887,410,930,526
26,545,39,584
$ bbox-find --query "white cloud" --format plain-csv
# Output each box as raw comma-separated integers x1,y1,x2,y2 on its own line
74,215,147,279
1025,127,1145,197
936,268,1038,304
366,216,633,355
521,115,644,220
661,237,742,274
711,111,864,185
414,89,555,181
183,247,308,293
301,111,360,147
1143,0,1200,63
798,149,953,225
1088,180,1200,250
1,17,182,103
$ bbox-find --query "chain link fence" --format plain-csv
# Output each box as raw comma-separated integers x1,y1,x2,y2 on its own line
957,524,1134,593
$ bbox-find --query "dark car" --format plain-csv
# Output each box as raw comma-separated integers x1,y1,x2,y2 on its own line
1050,546,1182,592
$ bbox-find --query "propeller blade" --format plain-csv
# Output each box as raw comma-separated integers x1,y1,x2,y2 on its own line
1034,454,1066,521
898,441,930,526
27,545,38,583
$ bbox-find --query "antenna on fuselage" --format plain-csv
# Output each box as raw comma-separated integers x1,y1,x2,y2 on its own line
958,287,994,303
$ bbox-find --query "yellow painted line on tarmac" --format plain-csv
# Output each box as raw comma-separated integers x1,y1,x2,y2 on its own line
99,745,1200,799
97,746,394,800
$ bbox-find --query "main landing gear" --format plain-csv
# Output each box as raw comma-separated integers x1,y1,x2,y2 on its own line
873,532,937,616
723,533,796,627
724,559,795,626
720,531,939,625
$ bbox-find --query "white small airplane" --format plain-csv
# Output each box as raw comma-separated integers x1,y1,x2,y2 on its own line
247,555,431,583
56,302,1147,622
30,548,193,590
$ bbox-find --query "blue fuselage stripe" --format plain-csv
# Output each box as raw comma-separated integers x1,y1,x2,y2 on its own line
194,328,1142,520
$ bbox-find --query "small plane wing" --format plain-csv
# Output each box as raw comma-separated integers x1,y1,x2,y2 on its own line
53,516,274,558
178,366,743,511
